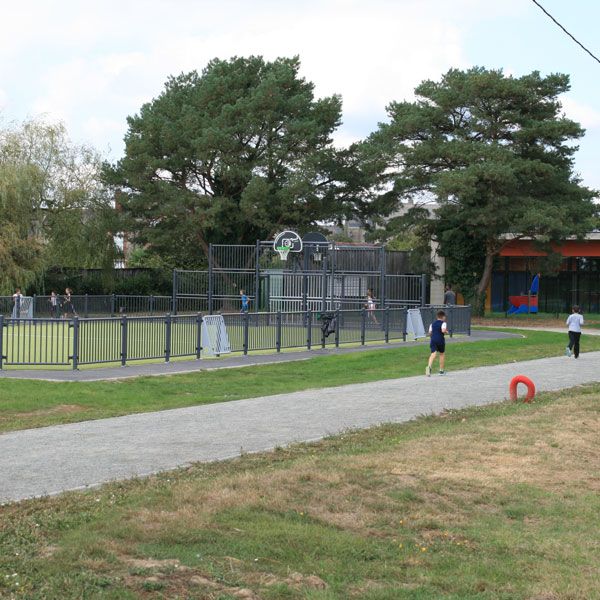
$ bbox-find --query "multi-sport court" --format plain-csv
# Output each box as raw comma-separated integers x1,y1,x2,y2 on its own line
0,234,471,369
0,306,472,369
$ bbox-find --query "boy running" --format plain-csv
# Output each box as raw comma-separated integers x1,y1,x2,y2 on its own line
565,305,584,359
426,310,448,376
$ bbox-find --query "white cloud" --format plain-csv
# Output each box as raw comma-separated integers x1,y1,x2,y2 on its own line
0,0,533,157
562,96,600,129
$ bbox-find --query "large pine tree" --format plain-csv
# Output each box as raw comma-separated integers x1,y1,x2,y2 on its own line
367,68,597,312
106,56,346,268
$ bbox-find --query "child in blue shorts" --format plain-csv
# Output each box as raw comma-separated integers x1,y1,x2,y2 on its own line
426,309,448,376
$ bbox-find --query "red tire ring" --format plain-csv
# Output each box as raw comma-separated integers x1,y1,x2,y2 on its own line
509,375,536,403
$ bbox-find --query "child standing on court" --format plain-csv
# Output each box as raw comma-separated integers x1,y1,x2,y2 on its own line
565,305,584,359
240,289,249,313
426,309,448,376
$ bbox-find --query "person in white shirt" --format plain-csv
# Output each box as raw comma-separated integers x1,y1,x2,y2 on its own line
11,288,23,318
565,305,584,359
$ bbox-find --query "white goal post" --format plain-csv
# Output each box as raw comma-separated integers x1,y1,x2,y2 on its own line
406,308,426,340
201,315,231,356
11,296,34,319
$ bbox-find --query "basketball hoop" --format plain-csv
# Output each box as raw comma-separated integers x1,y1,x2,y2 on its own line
275,245,291,261
273,231,302,261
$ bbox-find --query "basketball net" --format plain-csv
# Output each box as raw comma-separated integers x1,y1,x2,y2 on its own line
275,246,290,261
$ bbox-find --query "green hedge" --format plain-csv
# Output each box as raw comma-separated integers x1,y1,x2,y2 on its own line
33,268,172,295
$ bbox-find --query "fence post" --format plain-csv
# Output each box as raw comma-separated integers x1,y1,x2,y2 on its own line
254,240,260,312
306,310,312,350
360,309,366,346
196,313,202,359
32,294,37,318
380,245,386,308
321,312,326,349
276,311,282,353
171,270,178,315
335,309,340,348
321,256,328,312
402,308,407,342
71,317,79,370
420,274,427,307
120,315,128,366
384,307,390,343
84,294,89,318
149,295,155,315
243,312,249,355
448,306,454,338
467,305,472,336
0,315,3,370
165,313,172,363
110,294,115,317
208,245,214,315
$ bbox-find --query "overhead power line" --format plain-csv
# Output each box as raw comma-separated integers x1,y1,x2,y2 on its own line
530,0,600,66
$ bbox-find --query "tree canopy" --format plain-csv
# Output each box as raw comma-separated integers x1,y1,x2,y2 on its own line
366,67,597,311
106,56,350,268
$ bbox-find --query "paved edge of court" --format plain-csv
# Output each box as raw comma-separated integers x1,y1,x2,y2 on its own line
0,330,518,381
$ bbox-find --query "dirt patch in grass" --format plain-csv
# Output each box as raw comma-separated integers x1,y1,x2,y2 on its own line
3,404,88,419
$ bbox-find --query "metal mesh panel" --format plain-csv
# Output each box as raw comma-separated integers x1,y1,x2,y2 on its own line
125,317,166,361
2,319,72,365
77,318,121,364
171,315,199,358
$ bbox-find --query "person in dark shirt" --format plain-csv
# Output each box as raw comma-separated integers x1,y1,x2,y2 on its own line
426,310,448,376
444,284,456,305
62,288,77,318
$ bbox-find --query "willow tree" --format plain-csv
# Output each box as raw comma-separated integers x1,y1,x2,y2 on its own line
0,119,117,292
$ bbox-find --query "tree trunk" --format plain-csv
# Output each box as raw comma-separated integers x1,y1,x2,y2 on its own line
474,250,495,316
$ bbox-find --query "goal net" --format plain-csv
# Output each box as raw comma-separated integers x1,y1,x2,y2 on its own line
11,296,34,319
201,315,231,356
406,308,426,340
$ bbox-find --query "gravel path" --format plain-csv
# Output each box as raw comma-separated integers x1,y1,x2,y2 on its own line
1,349,598,504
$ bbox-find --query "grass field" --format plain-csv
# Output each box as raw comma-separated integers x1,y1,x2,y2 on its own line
1,329,599,433
475,312,600,329
1,383,599,598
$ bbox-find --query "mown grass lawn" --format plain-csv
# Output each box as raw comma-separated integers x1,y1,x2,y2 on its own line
1,329,599,433
1,384,599,598
475,312,600,328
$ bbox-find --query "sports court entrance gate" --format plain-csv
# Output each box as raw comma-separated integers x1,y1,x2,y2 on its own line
173,241,427,314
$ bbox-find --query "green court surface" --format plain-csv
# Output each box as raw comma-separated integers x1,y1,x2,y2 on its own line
1,316,406,369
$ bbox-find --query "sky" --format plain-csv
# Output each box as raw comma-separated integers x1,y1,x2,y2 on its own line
1,0,600,188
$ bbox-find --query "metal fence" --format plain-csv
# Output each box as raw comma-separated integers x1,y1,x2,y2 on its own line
174,241,428,315
0,295,174,319
0,306,471,370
